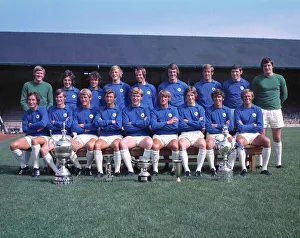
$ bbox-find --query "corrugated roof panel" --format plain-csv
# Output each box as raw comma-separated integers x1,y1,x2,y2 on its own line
0,32,299,68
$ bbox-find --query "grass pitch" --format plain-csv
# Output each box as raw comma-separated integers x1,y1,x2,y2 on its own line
0,128,299,238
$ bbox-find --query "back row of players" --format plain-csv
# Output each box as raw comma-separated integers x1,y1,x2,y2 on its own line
12,57,288,178
20,63,249,112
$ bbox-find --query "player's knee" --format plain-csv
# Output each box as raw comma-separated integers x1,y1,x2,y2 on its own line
152,142,160,151
31,138,39,145
169,142,178,151
265,137,271,147
10,142,17,151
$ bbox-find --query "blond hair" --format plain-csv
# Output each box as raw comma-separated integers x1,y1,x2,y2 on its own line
109,65,123,78
130,87,143,97
80,88,92,98
33,65,46,77
158,90,171,102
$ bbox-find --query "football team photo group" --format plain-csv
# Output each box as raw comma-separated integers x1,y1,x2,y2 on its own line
9,57,288,181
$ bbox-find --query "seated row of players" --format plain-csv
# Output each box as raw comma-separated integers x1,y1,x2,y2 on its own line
10,85,272,178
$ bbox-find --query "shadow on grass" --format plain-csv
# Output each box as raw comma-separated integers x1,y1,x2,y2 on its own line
0,165,21,175
34,177,55,184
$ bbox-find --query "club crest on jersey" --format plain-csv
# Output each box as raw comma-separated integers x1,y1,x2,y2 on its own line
168,113,172,118
252,113,257,117
63,113,67,117
141,113,145,118
120,89,123,93
89,114,94,119
194,111,198,116
212,87,216,91
222,113,226,117
147,90,151,95
240,86,245,90
36,114,40,119
112,113,116,118
72,94,76,98
98,96,102,99
177,88,182,92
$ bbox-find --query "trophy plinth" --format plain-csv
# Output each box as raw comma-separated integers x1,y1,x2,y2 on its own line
53,124,73,184
136,160,152,182
217,161,233,183
55,158,73,184
173,160,182,182
215,126,235,183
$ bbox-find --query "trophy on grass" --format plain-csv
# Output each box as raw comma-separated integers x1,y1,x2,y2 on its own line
104,155,113,182
53,122,73,184
214,125,236,183
173,160,182,182
133,157,152,182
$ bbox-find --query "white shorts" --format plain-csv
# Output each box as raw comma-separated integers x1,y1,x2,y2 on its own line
24,135,49,147
262,109,284,128
125,136,150,146
238,133,260,145
179,131,204,145
73,134,98,146
99,135,123,146
153,134,178,147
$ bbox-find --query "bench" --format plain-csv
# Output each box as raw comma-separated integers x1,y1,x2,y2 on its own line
244,144,263,171
75,145,263,171
24,144,262,172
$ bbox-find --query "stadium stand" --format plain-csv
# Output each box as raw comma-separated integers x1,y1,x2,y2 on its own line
283,106,300,126
1,107,23,133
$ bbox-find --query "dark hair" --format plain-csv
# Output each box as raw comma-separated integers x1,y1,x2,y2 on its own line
135,67,147,78
88,71,102,81
211,88,225,99
27,92,40,104
166,63,180,77
55,88,66,98
231,64,243,71
62,70,75,84
105,88,116,98
260,57,274,68
184,86,198,100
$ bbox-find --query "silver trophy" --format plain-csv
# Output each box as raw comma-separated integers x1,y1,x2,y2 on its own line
215,126,236,183
104,155,113,182
173,160,182,182
53,123,73,184
133,158,152,182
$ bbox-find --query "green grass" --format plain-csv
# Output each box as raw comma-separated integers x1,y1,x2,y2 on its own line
0,128,299,238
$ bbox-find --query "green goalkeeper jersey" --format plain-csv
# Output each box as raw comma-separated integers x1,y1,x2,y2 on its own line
20,80,53,111
251,73,288,110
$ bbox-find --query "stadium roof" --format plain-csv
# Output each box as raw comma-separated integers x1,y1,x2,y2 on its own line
0,31,300,68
